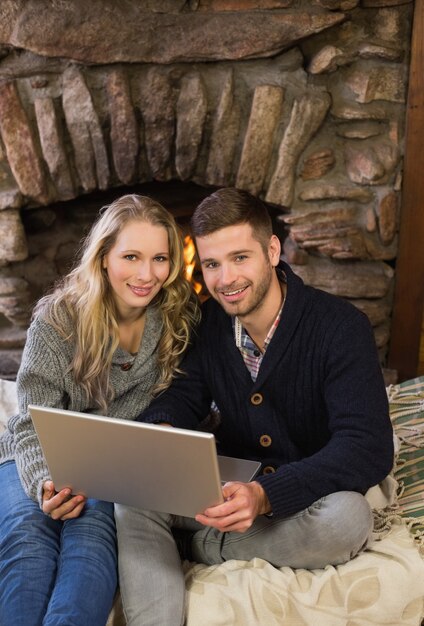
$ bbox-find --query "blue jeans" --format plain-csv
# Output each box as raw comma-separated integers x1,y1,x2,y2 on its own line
115,491,373,626
0,461,118,626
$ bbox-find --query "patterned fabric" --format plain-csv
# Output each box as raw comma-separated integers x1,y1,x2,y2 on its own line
233,271,286,382
233,304,283,382
388,376,424,550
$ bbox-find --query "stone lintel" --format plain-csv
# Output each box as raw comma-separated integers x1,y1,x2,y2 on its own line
197,1,294,9
1,8,347,64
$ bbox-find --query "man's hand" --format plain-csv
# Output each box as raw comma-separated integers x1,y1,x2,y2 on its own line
195,481,271,533
42,480,86,521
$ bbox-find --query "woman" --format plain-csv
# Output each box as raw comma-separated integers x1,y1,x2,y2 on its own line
0,194,200,626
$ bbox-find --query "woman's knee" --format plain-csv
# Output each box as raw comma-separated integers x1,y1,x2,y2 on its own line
63,499,117,559
0,473,59,557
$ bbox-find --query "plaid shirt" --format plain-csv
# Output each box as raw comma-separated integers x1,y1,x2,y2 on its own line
232,273,286,382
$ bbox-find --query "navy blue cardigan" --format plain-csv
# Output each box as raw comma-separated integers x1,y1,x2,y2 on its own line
139,261,394,518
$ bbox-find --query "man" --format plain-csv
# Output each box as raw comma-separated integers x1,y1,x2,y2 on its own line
115,187,394,626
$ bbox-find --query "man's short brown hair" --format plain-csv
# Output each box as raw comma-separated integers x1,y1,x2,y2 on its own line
190,188,273,250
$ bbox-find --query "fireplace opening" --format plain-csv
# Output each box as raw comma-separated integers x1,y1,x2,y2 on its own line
0,180,288,380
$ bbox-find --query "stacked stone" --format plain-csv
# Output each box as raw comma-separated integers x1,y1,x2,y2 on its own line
0,0,413,375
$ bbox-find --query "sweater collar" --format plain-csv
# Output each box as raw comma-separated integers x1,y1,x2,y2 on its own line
112,305,162,365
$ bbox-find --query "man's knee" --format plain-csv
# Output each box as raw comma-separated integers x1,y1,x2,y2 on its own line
264,491,372,569
310,491,372,565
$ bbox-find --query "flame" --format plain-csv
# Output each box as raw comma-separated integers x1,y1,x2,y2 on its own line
184,235,202,294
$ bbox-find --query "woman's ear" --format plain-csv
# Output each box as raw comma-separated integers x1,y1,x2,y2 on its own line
268,234,281,267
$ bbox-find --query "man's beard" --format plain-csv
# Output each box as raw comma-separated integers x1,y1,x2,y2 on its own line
217,261,274,319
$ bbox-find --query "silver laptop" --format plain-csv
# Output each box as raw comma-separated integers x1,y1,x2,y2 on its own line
29,404,261,518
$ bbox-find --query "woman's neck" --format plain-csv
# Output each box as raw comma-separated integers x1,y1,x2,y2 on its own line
117,309,147,354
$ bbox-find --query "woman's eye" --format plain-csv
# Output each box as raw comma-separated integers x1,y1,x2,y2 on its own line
154,256,168,263
124,254,137,261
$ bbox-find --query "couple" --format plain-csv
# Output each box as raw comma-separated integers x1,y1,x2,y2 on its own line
0,188,393,625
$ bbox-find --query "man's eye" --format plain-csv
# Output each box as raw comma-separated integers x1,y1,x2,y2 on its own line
235,255,247,262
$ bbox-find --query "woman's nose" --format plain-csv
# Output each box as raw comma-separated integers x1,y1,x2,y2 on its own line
136,261,153,280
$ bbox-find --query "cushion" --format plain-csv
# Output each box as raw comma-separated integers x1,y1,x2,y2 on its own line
0,378,18,432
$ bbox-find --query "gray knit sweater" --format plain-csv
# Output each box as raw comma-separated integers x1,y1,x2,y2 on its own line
0,305,163,507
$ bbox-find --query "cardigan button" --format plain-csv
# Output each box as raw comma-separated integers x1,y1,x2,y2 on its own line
259,434,272,448
262,465,275,474
251,393,263,405
121,362,133,371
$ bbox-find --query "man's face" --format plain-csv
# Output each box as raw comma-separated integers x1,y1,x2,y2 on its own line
196,223,281,319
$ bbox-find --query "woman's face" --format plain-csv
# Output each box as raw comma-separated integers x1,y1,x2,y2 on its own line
102,220,170,320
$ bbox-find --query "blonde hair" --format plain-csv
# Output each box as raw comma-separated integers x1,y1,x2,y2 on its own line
34,194,200,412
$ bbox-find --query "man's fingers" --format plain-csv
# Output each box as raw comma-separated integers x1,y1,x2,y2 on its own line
195,511,251,533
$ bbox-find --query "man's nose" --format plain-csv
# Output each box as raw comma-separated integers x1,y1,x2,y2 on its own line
220,263,237,285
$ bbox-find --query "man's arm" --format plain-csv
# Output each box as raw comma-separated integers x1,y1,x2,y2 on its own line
255,308,394,519
137,334,213,429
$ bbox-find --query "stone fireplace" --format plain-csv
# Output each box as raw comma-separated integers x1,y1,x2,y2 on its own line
0,0,414,379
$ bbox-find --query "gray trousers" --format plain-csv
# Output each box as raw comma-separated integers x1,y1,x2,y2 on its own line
115,491,373,626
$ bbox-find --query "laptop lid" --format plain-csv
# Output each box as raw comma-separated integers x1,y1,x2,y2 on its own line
29,404,261,518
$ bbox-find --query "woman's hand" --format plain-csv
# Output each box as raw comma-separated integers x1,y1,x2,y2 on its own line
42,480,87,521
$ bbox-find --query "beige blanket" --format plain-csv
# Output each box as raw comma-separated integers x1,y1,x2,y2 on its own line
106,522,424,625
183,523,424,626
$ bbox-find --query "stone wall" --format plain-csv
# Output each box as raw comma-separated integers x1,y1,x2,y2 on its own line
0,0,414,375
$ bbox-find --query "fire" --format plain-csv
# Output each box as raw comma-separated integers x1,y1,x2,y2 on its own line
183,235,202,294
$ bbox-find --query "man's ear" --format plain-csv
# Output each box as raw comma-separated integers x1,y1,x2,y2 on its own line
268,234,281,267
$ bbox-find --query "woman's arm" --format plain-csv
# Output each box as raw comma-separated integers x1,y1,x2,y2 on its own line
12,319,75,507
